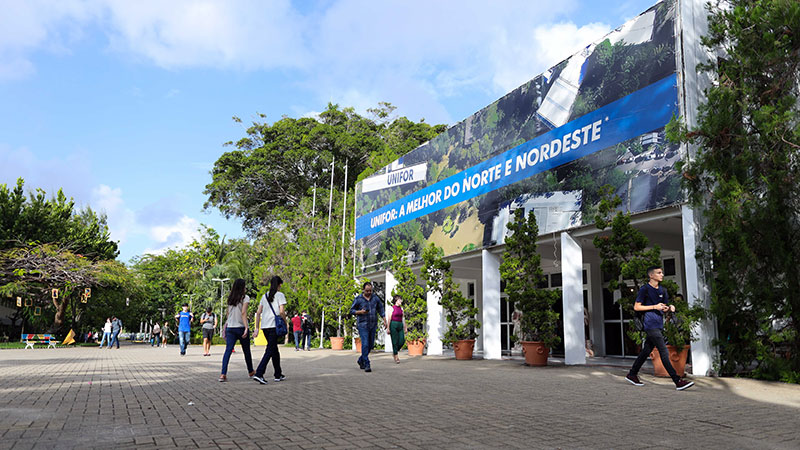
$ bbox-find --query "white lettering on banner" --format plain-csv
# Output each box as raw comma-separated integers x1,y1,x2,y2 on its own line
362,162,428,193
366,118,605,232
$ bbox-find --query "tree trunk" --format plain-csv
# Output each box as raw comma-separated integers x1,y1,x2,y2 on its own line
52,298,67,335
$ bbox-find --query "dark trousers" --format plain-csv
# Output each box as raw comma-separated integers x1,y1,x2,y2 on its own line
629,328,680,384
357,324,377,367
293,331,302,349
110,331,120,348
256,328,282,378
221,327,253,376
303,331,312,349
390,321,405,355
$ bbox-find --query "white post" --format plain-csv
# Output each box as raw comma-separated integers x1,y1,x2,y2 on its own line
682,205,717,375
327,157,335,230
481,250,502,360
384,271,396,354
319,310,325,349
340,161,348,274
426,284,443,356
561,232,586,365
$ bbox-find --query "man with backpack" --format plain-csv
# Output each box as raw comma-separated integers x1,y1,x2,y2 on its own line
625,266,694,391
200,307,218,356
110,316,122,349
301,311,313,351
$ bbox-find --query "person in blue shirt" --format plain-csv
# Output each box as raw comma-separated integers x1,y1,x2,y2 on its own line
349,282,389,372
175,303,194,356
625,266,694,391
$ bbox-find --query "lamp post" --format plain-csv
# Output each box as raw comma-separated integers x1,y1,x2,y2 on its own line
211,278,230,335
181,293,197,312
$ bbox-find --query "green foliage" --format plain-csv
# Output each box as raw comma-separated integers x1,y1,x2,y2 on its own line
663,295,707,351
667,0,800,380
390,244,426,341
420,244,480,344
499,208,561,349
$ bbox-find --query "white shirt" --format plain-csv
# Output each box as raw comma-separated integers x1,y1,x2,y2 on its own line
226,295,250,328
259,292,286,329
103,322,112,333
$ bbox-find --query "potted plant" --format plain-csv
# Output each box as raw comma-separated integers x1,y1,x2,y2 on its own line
499,208,561,366
325,273,357,351
653,293,706,377
420,244,481,360
390,244,426,356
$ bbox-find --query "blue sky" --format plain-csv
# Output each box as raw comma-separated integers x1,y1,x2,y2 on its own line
0,0,659,263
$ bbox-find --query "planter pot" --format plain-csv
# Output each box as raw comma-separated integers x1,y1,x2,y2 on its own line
650,345,690,377
407,339,426,356
330,337,345,351
521,341,550,366
453,339,475,360
354,337,361,351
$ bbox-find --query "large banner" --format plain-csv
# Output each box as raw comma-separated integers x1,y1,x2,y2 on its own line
356,0,680,272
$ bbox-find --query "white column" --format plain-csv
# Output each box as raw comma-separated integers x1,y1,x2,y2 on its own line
426,285,443,356
561,232,586,365
481,250,502,360
384,270,396,354
682,205,717,376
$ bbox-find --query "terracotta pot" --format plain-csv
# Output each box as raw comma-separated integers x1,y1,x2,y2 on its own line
330,336,345,350
650,345,690,377
521,341,549,366
453,339,475,360
354,337,361,351
407,339,426,356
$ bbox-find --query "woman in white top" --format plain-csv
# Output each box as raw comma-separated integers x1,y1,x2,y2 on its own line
219,278,255,382
98,318,112,348
252,276,287,384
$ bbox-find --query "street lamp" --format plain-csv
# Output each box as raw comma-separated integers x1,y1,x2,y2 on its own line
211,278,230,335
182,293,197,312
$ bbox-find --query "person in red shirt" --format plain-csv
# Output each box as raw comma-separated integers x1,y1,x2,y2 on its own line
291,313,303,351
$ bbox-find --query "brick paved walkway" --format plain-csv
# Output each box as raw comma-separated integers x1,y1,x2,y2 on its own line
1,344,799,449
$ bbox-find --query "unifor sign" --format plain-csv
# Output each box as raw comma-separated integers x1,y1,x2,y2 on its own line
355,0,681,269
357,74,678,240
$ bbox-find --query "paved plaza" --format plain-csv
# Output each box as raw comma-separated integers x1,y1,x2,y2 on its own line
1,344,799,449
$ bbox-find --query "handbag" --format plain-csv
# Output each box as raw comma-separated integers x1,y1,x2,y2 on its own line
267,298,288,337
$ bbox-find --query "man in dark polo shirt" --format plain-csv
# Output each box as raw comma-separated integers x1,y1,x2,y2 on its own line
625,266,694,390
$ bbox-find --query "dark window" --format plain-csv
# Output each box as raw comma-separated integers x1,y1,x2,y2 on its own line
603,288,620,320
582,270,588,285
500,280,506,293
468,283,475,297
537,274,549,289
550,273,562,288
663,258,676,276
602,270,614,283
604,323,623,356
501,299,508,322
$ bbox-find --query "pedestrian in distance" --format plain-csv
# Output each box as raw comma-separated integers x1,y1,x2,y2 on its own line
175,304,194,356
350,282,389,373
99,318,112,348
253,276,287,384
301,311,313,351
200,307,218,356
291,312,303,351
151,322,162,347
219,278,255,382
161,321,171,348
387,295,407,364
110,316,122,349
625,265,695,391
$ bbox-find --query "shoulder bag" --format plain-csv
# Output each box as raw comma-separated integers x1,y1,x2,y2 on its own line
267,299,288,337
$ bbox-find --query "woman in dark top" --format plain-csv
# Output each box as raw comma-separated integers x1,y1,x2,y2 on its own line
387,295,407,364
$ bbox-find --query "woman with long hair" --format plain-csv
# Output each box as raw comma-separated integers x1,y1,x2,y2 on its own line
252,276,287,384
387,295,407,364
219,278,255,382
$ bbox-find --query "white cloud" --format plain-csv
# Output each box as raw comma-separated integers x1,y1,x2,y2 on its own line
144,215,201,255
0,143,94,201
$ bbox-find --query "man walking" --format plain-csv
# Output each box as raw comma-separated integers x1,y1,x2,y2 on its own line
301,311,313,351
349,282,389,373
200,307,217,356
625,266,694,390
291,313,303,351
110,316,122,349
175,303,194,356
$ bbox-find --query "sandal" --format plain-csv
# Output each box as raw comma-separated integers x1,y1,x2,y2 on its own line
218,375,227,382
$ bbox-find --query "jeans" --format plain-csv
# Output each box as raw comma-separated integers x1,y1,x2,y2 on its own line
178,331,190,354
303,331,312,349
221,327,254,375
256,328,282,378
629,328,680,383
99,331,111,347
109,331,120,348
357,324,377,368
152,334,161,347
390,321,405,355
293,331,303,349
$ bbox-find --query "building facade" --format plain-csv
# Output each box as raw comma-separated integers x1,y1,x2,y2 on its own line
354,0,717,375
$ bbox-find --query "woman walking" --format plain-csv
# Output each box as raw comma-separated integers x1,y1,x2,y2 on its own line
220,279,255,382
252,276,287,384
151,322,162,347
387,295,407,363
98,318,112,348
161,321,171,348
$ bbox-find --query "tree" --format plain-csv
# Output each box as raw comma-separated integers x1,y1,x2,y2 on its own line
420,244,480,344
499,208,560,349
667,0,800,381
390,244,426,342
